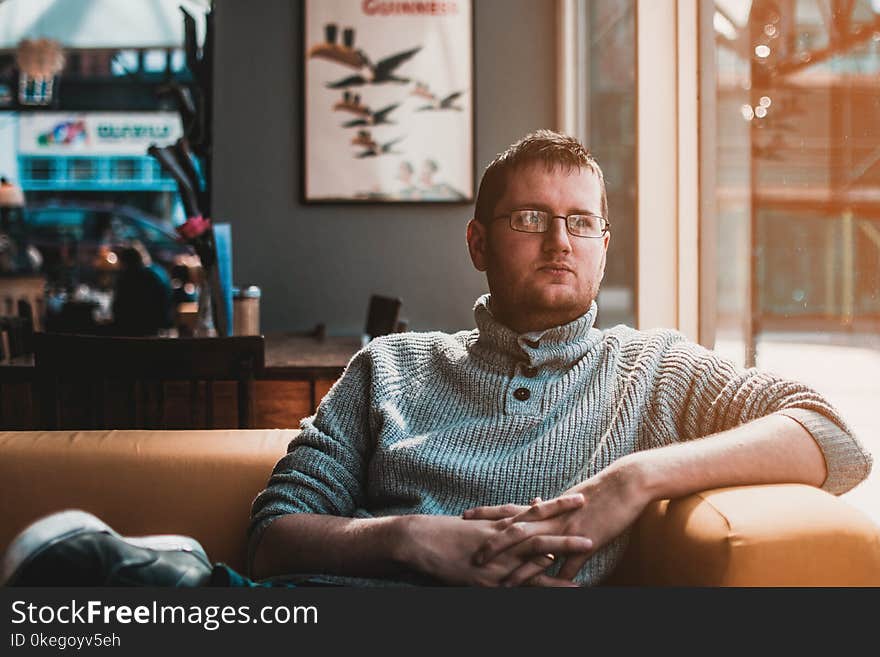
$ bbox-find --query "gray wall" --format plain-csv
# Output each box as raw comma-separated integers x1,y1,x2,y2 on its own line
213,0,557,334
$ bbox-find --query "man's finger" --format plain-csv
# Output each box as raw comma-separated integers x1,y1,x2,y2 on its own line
473,521,538,565
462,503,530,520
501,555,556,587
512,493,586,522
557,553,591,581
513,534,593,559
476,529,591,566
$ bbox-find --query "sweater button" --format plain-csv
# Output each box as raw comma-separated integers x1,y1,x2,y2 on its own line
513,387,531,401
521,366,539,378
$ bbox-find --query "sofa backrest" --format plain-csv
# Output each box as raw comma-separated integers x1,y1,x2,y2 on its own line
6,429,877,586
0,429,294,573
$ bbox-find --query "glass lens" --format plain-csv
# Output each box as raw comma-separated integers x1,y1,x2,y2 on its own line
510,210,547,232
567,214,604,237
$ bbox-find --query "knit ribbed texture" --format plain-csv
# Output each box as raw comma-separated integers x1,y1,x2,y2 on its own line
248,294,873,586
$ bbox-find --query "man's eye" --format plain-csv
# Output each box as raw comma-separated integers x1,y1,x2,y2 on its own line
510,211,546,231
571,215,600,231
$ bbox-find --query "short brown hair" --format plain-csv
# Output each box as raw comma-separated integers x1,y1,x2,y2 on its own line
474,129,607,225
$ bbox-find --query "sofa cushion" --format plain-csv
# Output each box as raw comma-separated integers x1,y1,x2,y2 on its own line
0,430,294,573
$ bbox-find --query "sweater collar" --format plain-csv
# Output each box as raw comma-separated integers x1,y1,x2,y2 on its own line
472,293,602,369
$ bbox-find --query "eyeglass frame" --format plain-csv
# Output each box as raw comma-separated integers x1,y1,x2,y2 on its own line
491,208,611,238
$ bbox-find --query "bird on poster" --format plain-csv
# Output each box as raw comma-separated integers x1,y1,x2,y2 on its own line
351,130,404,158
411,81,434,101
418,91,464,112
411,82,465,111
351,129,375,149
308,24,368,69
333,91,370,117
326,46,421,88
342,103,400,128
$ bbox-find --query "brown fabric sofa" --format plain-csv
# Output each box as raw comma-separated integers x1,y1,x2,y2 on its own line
2,429,879,586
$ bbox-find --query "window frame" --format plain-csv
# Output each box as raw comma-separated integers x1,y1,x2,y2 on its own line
557,0,714,345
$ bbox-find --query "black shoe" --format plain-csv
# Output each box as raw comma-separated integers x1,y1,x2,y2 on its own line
1,510,212,587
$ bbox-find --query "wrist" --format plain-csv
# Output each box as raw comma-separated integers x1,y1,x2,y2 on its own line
601,453,656,507
390,514,424,571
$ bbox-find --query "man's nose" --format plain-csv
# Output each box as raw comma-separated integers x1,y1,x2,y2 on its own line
542,216,572,253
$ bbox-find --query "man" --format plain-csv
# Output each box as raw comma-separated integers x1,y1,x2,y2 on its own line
247,130,872,587
2,130,872,588
112,241,174,337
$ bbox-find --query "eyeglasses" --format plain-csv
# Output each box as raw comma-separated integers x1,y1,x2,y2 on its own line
493,209,610,238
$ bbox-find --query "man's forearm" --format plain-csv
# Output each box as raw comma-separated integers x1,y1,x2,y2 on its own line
465,414,833,582
251,513,412,581
620,413,828,504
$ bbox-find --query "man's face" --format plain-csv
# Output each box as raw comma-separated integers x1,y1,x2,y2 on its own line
467,162,609,333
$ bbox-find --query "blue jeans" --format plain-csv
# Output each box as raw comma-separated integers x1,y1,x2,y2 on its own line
207,563,344,587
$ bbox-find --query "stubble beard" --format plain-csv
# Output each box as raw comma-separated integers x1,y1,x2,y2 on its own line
489,277,599,333
483,235,605,333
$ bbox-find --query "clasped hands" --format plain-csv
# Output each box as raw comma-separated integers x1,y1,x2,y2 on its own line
444,463,648,587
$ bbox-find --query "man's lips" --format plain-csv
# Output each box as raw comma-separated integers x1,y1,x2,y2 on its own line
537,264,575,274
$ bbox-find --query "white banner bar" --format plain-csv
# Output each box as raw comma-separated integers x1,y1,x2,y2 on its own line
18,112,182,156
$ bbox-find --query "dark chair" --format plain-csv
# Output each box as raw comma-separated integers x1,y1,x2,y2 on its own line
33,333,265,430
0,315,32,361
0,316,35,430
364,295,402,341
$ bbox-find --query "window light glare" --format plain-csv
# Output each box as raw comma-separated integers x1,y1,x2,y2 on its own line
713,12,738,41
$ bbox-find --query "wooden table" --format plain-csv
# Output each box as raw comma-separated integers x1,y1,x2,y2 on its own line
0,334,363,430
262,334,362,419
263,334,361,378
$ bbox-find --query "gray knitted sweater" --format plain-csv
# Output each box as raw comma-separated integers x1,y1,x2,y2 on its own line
248,294,873,586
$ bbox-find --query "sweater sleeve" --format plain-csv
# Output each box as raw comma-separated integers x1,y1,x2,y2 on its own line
246,348,376,572
646,336,873,495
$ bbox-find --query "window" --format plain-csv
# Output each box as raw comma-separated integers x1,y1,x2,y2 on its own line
143,49,168,73
112,158,139,180
69,158,95,181
710,0,880,358
26,158,53,181
706,0,879,518
590,0,637,328
111,50,139,76
561,0,637,328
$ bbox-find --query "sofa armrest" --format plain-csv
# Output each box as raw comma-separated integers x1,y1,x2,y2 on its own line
606,484,880,586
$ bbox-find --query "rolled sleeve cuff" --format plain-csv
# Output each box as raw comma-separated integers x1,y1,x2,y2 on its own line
774,408,873,495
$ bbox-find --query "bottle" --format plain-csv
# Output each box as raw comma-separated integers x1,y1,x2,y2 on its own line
233,285,261,336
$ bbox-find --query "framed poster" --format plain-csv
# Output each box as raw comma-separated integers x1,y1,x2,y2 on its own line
303,0,474,203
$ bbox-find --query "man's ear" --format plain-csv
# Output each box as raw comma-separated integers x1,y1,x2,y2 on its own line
466,218,488,272
598,230,610,281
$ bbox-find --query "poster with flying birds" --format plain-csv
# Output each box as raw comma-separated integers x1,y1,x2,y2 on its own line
303,0,473,202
